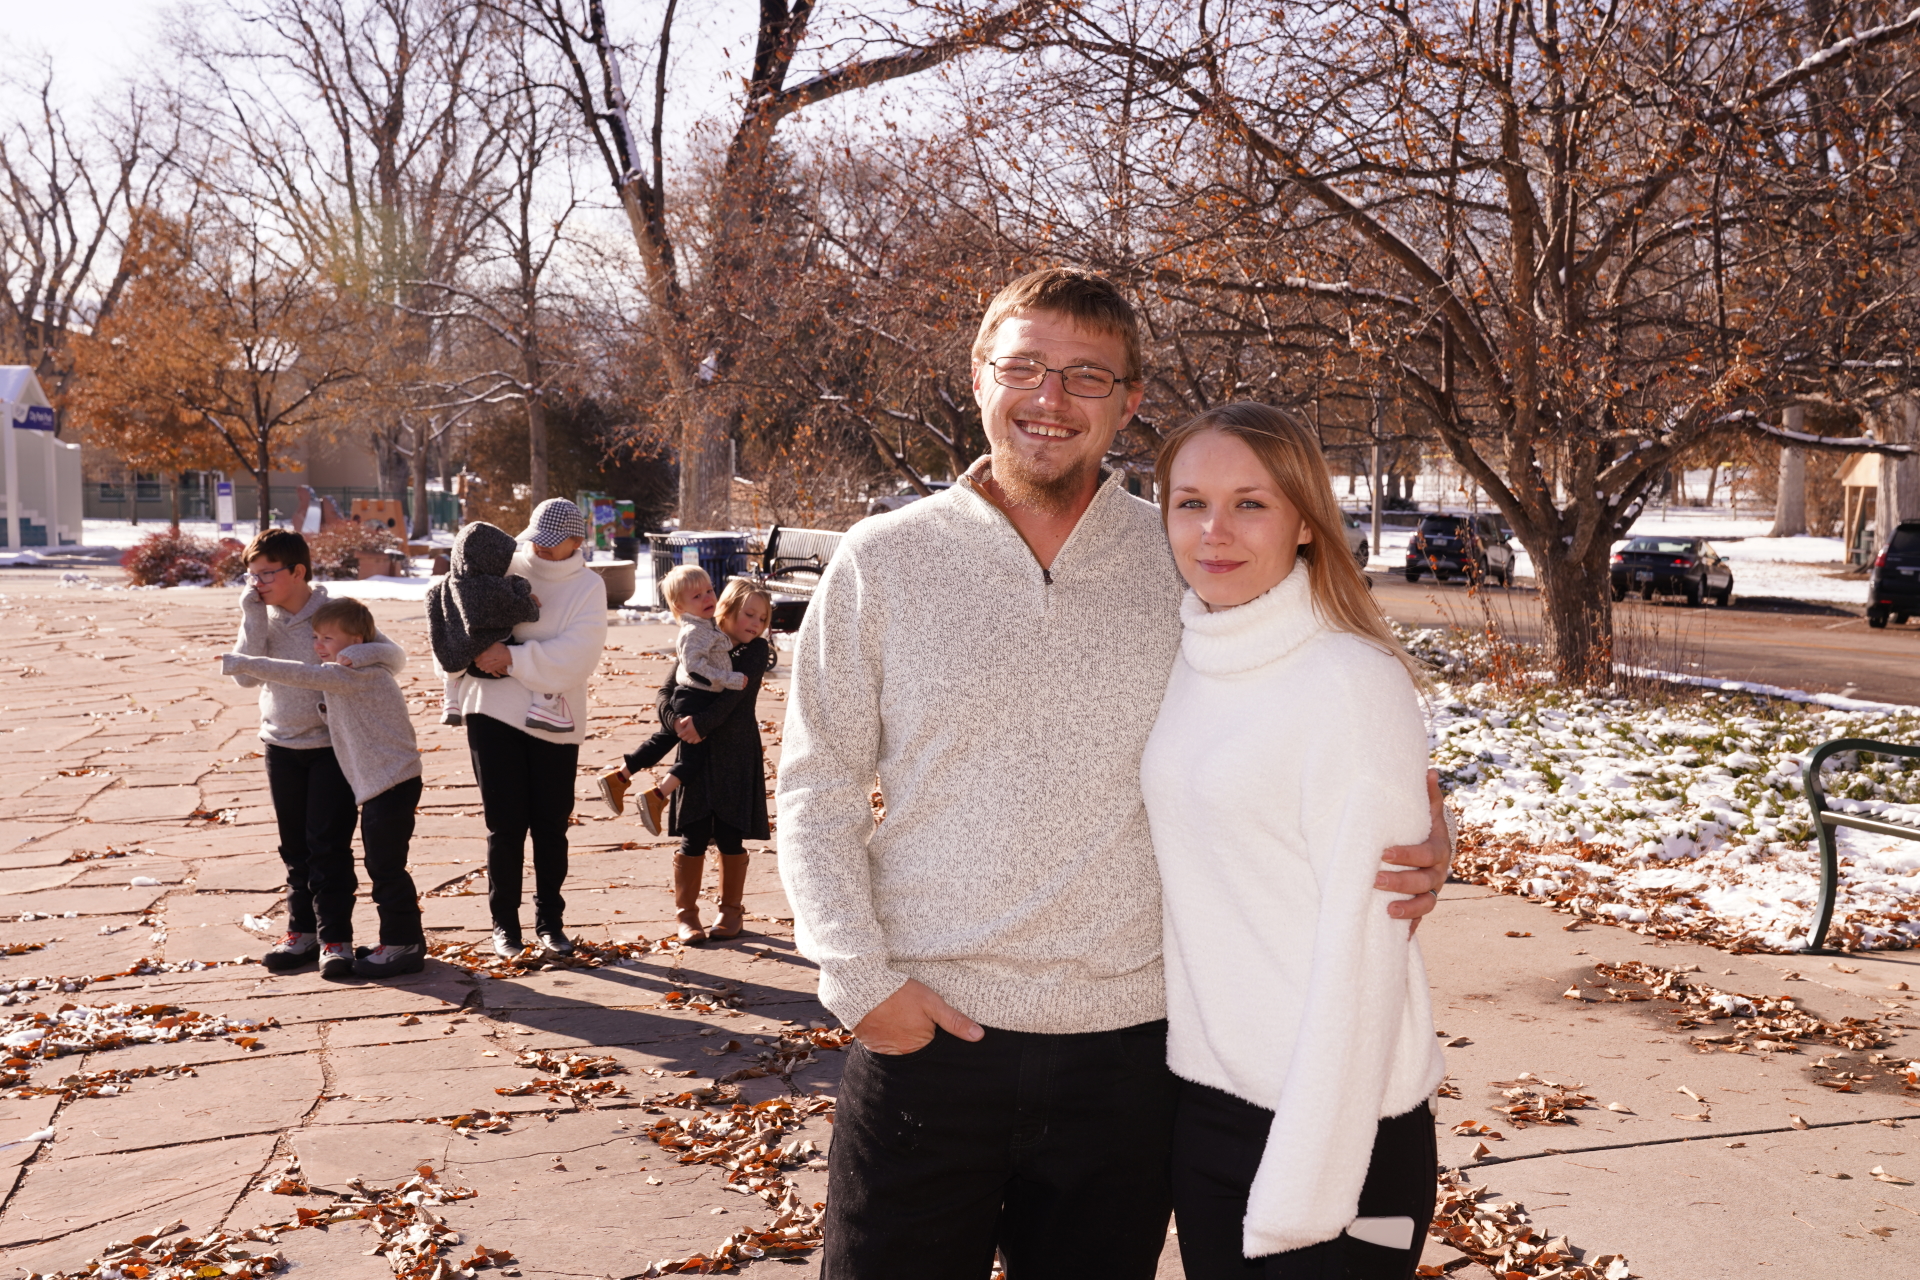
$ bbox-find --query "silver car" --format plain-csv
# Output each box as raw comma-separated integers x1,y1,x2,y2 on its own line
1342,510,1370,568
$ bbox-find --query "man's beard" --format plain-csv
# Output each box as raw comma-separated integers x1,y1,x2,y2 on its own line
991,444,1098,515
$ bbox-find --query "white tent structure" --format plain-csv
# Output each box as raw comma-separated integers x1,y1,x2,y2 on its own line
0,367,82,549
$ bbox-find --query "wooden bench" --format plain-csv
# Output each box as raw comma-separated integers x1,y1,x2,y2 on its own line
1801,737,1920,951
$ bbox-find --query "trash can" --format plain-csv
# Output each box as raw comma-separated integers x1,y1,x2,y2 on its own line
645,531,750,609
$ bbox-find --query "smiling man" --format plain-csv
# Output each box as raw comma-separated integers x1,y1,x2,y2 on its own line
774,269,1451,1278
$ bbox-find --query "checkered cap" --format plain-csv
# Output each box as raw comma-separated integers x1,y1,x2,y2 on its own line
519,498,589,547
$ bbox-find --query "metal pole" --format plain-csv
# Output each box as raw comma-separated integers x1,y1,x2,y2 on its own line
1370,391,1384,563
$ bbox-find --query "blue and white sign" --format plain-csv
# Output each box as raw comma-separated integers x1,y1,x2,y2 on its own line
14,404,54,431
216,480,235,532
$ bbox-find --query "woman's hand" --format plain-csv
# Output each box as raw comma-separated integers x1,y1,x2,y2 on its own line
1378,769,1452,934
674,715,701,744
473,642,513,676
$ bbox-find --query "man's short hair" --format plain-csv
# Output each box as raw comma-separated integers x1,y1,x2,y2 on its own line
970,267,1142,381
243,528,312,579
311,597,376,643
659,564,712,618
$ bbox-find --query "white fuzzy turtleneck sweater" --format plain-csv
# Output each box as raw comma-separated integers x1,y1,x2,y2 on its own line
1140,564,1445,1259
449,545,607,745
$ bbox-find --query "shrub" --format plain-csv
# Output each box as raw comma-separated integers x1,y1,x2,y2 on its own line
307,521,400,580
121,530,245,588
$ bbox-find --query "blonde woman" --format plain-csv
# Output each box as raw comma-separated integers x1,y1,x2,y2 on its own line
1141,403,1444,1277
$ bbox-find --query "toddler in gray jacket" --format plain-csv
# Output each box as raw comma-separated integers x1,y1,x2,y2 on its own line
223,596,427,981
425,521,545,728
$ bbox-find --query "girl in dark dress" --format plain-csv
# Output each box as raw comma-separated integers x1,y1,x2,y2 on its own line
656,581,774,942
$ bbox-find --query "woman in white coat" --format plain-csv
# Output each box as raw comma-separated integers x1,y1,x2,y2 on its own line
460,499,609,957
1141,404,1444,1278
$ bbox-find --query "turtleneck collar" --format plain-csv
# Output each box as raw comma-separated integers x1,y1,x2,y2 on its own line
514,545,585,582
1178,561,1325,676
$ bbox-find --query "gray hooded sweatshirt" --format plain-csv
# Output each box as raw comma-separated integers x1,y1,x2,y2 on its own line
229,584,406,750
221,649,423,804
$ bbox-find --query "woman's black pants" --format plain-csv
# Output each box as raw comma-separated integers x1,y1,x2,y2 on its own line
466,713,578,933
1172,1082,1436,1279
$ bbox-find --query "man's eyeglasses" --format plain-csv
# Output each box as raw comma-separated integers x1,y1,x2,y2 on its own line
244,568,286,587
987,357,1128,399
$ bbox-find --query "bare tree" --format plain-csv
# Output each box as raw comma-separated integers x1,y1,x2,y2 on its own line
181,0,510,526
0,70,179,421
514,0,1047,526
1012,0,1920,677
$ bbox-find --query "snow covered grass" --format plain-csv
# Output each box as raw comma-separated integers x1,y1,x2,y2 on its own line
1403,625,1920,952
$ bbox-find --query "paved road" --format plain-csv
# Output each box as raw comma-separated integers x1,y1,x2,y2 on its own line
1368,572,1920,706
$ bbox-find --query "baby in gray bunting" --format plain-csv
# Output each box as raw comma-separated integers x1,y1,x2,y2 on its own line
426,521,542,727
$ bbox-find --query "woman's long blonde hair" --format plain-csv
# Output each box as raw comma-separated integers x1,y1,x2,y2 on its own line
1155,402,1423,683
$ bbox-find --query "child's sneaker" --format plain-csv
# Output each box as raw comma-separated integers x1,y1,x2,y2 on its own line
525,693,574,733
354,943,425,978
262,931,319,972
319,942,355,980
597,767,630,816
441,707,464,726
638,787,668,836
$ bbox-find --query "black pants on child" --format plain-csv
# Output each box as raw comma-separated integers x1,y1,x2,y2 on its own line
822,1021,1180,1280
264,744,359,942
359,776,425,945
678,813,746,858
1172,1082,1436,1279
623,684,725,781
467,713,577,932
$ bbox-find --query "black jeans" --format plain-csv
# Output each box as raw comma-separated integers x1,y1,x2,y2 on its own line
623,684,723,781
358,776,425,945
466,713,578,933
1172,1083,1436,1279
263,744,359,942
824,1020,1180,1280
678,813,746,858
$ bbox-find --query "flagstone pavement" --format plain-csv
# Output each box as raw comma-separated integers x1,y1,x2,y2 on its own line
0,573,1915,1278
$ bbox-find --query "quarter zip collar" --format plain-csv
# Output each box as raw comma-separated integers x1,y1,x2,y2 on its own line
957,457,1127,583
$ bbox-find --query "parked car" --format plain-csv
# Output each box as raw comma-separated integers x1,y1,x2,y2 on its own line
1609,536,1733,606
1867,520,1920,628
1341,510,1369,568
865,480,952,518
1405,514,1515,585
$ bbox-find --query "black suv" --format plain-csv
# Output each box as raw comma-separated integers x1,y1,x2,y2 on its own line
1868,521,1920,628
1406,514,1515,585
1609,536,1733,606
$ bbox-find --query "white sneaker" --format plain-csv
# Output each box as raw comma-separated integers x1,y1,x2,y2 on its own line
525,692,574,733
319,942,355,980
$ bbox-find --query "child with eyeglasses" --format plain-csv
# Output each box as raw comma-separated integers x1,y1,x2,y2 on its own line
228,530,413,977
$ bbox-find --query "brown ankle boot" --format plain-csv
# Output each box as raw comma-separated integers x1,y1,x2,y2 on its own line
709,855,749,940
672,855,707,943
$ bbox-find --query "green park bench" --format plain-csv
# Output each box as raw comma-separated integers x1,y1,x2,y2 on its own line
1801,737,1920,952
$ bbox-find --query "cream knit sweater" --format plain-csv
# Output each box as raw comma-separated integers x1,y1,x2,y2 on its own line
776,466,1186,1033
449,546,607,746
1141,565,1445,1258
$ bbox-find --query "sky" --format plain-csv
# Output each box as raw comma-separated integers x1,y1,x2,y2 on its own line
7,2,899,131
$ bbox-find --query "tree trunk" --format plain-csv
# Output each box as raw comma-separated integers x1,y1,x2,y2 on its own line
525,345,548,504
1532,544,1617,684
1771,407,1807,536
169,476,181,532
410,429,431,542
257,437,272,533
679,393,736,528
1875,393,1920,552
